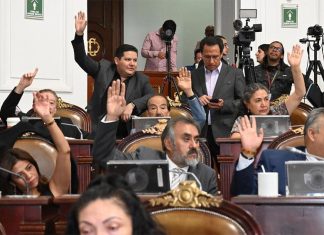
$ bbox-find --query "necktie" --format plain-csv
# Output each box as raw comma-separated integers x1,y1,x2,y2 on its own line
171,168,184,189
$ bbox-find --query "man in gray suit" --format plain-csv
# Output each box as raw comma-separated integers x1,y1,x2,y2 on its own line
92,79,217,195
72,11,154,136
191,36,245,160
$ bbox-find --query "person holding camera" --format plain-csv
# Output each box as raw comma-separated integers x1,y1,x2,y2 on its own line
141,20,178,71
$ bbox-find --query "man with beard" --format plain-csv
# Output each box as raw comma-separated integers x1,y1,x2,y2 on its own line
253,41,294,100
92,79,217,195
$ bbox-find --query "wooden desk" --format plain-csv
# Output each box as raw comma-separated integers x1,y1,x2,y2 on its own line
216,137,274,200
68,139,93,193
232,195,324,235
0,196,56,235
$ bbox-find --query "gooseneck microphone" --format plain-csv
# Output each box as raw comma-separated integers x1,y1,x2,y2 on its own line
284,147,324,161
0,166,30,195
60,122,83,139
169,169,202,190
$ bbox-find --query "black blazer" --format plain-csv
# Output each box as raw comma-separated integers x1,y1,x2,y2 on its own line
71,34,154,132
191,64,245,138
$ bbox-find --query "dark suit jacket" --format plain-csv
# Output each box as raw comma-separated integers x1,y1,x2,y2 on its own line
71,34,154,132
93,121,217,195
191,64,245,138
0,88,92,139
231,148,306,196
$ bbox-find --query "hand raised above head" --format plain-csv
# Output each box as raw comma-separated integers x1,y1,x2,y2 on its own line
287,44,303,68
75,11,87,36
106,79,126,121
176,67,193,96
16,68,38,93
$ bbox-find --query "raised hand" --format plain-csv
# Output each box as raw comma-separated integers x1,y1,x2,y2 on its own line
238,115,264,157
75,11,87,36
106,80,126,121
32,92,52,122
15,68,38,94
287,44,303,68
176,67,193,96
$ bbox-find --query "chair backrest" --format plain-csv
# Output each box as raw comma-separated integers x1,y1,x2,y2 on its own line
146,181,263,235
55,98,92,132
290,102,312,127
117,131,212,167
141,105,193,119
267,127,305,150
13,136,57,180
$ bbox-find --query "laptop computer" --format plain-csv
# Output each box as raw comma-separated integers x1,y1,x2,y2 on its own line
106,160,170,194
250,115,290,137
131,116,171,132
286,161,324,196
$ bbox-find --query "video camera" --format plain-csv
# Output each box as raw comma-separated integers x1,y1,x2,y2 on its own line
233,9,262,47
160,19,176,42
300,24,323,44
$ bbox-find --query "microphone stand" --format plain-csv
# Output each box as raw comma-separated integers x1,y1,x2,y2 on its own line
169,169,202,190
0,166,30,195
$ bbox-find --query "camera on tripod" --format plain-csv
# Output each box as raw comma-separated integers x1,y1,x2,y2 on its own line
233,18,262,47
160,20,176,42
300,24,323,43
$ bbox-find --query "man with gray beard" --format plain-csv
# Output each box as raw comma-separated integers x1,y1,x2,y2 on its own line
92,79,217,195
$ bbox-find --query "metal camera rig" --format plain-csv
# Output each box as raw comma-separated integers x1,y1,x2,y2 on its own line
299,24,324,84
233,9,262,84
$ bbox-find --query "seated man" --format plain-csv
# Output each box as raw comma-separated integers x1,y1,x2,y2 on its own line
0,68,92,139
92,79,217,195
143,67,206,129
231,108,324,196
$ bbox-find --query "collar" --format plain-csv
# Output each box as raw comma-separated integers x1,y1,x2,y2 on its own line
166,155,189,172
204,61,222,74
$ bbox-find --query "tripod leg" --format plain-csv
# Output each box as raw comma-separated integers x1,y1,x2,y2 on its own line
316,61,324,82
305,61,314,83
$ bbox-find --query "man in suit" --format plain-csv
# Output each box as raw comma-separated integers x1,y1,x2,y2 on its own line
72,11,154,136
191,36,245,160
231,108,324,196
92,79,217,195
0,68,91,140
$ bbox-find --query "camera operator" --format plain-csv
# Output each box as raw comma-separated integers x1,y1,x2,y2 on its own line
253,41,294,101
141,20,178,71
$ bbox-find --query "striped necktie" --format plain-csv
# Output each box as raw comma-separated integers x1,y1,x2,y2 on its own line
171,168,184,189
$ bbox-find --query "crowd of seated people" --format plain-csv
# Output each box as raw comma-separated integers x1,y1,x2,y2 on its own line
0,9,317,235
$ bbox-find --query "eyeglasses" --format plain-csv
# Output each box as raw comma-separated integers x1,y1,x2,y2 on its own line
269,45,283,52
203,55,221,61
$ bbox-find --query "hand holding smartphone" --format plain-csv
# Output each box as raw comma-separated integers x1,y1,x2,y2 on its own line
209,98,220,103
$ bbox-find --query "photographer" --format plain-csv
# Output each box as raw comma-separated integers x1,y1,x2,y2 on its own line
141,20,178,71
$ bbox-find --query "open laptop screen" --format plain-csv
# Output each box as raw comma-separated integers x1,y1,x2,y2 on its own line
250,115,290,137
106,160,170,194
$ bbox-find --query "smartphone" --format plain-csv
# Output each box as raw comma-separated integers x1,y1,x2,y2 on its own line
210,98,220,103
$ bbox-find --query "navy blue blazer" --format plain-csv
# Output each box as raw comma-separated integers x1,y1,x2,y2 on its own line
231,148,306,196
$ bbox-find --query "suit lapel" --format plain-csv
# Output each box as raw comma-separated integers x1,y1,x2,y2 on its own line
198,68,208,95
99,67,115,100
125,74,136,101
212,64,228,97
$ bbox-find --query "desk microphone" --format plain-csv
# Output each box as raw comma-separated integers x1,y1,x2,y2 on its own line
61,122,83,139
284,147,324,161
169,169,202,190
0,166,30,195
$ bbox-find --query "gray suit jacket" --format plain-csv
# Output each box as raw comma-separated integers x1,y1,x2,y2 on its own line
71,34,154,131
93,121,218,195
191,64,245,138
